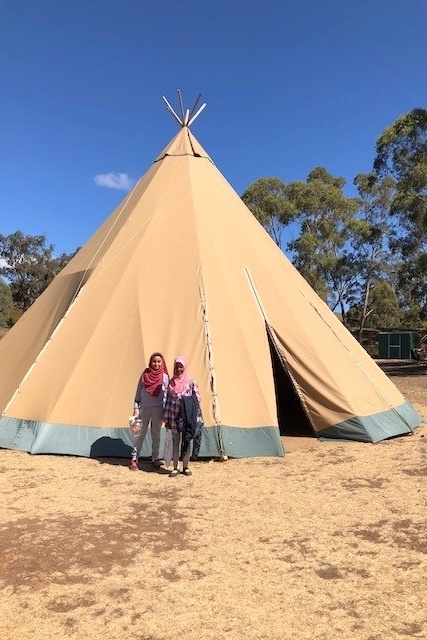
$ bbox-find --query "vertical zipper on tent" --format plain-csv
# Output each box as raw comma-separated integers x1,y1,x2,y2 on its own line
200,281,225,457
244,268,269,322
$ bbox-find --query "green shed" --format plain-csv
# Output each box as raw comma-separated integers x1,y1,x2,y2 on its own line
378,331,420,359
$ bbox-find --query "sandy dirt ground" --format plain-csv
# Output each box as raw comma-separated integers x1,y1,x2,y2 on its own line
1,361,427,640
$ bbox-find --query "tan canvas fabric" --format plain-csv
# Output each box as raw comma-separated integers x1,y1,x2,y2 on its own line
0,127,413,438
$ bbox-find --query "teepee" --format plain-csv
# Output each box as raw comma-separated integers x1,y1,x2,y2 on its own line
0,94,421,458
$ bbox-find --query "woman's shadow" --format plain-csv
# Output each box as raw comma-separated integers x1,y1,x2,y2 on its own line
89,436,170,473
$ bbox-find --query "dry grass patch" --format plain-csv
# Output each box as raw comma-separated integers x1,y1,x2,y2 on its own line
1,371,427,640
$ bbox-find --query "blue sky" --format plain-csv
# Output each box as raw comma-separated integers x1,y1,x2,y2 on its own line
1,0,426,255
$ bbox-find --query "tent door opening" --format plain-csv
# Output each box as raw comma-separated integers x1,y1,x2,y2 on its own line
267,326,316,437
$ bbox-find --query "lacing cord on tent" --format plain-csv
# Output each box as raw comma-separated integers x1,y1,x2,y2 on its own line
200,281,226,458
299,289,415,434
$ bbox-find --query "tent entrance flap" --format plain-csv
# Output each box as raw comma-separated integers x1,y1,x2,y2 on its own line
266,324,315,437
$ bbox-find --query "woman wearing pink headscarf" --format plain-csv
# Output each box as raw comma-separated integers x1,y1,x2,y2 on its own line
164,357,201,477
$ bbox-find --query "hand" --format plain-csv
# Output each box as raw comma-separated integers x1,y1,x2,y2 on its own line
133,408,140,418
131,423,142,436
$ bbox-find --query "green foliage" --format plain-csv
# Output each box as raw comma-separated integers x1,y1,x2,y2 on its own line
374,108,427,256
345,305,362,327
374,108,427,180
400,305,424,329
0,231,76,313
396,254,427,320
365,282,401,329
241,177,293,246
350,173,397,337
0,279,13,327
238,108,427,331
285,167,360,316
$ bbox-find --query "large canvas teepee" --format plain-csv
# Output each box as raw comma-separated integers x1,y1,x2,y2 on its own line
0,98,421,458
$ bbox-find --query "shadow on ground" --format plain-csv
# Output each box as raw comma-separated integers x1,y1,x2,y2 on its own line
375,359,427,377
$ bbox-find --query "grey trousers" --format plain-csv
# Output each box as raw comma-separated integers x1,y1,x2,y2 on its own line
131,405,163,461
172,429,192,469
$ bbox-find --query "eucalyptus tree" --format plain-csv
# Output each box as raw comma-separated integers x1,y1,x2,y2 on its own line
0,279,13,327
374,108,427,246
351,173,397,337
284,167,360,321
364,281,401,329
0,231,77,312
396,254,427,324
374,108,427,317
241,177,293,247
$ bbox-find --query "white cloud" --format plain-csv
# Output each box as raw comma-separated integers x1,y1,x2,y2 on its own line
94,172,135,191
0,258,7,268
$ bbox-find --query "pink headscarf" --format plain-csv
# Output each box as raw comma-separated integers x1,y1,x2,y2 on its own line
168,356,191,395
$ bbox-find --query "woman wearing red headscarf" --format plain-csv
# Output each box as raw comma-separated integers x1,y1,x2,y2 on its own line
130,352,169,470
164,357,202,477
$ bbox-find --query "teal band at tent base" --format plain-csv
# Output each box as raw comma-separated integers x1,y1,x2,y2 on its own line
219,425,284,457
0,417,284,458
318,399,420,442
0,399,419,458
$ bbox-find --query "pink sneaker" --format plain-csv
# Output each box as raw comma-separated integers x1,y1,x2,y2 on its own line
130,460,139,471
152,459,162,469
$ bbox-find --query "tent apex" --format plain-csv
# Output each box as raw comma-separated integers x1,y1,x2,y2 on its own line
162,90,206,128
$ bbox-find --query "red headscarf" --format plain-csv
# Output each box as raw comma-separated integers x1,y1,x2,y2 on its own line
142,352,169,397
168,356,191,395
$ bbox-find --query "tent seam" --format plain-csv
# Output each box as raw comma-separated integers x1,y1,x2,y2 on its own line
2,294,82,416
